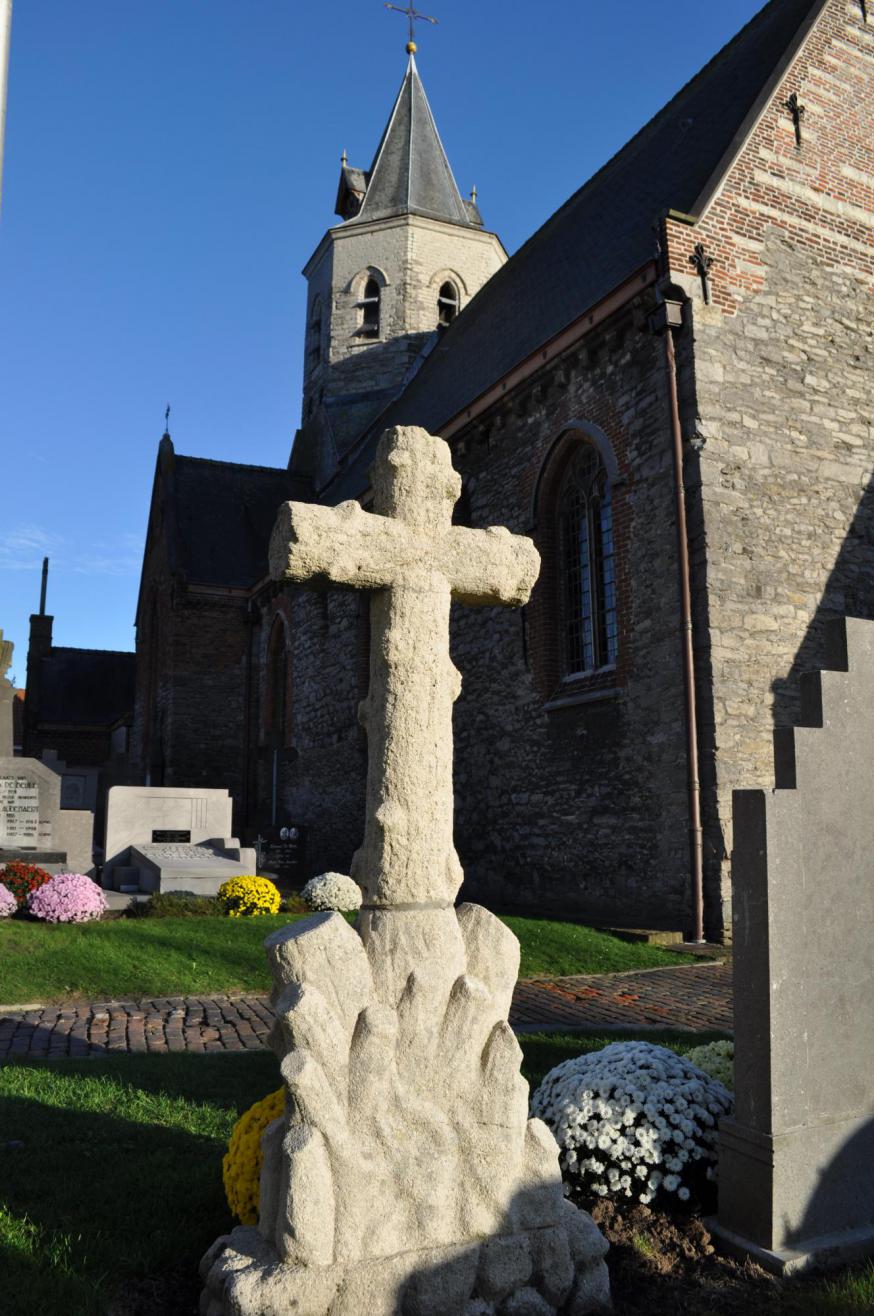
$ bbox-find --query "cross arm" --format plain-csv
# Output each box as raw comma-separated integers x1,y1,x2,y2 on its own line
445,526,540,608
269,500,400,590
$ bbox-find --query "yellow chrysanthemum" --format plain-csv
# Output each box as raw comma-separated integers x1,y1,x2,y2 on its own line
223,1087,285,1225
217,875,281,917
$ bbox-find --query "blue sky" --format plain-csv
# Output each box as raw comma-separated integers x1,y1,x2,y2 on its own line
0,0,767,679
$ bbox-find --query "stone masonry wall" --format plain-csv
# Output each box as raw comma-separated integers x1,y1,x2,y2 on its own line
157,593,251,836
666,0,874,926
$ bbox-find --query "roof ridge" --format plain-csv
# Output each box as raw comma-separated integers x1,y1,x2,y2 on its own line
175,453,290,476
49,647,136,657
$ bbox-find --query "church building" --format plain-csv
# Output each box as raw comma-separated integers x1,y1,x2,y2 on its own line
133,0,874,941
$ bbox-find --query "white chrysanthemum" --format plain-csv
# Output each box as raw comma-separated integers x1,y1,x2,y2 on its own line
530,1041,732,1207
684,1039,735,1091
301,872,363,912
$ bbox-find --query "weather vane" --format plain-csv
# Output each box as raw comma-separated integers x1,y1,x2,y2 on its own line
384,1,438,54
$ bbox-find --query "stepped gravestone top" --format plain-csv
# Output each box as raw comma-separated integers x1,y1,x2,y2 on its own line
715,617,874,1274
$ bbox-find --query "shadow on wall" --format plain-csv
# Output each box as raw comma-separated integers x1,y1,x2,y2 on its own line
772,470,874,730
787,1115,874,1251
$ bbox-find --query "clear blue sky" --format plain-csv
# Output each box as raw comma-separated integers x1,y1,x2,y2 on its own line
0,0,766,680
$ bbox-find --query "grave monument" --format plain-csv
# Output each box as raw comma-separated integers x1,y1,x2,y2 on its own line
103,785,256,894
714,617,874,1272
0,628,93,876
200,427,610,1315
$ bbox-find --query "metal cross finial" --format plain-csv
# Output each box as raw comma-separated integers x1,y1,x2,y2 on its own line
690,242,715,305
384,1,438,52
164,403,171,433
784,92,806,148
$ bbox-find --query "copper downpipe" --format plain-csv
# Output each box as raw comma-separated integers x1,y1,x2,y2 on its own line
662,316,705,944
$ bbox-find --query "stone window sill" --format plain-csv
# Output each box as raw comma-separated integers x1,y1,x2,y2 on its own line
543,686,622,713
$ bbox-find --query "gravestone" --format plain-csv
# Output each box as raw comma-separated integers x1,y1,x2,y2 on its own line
200,427,611,1315
128,841,258,895
103,785,256,892
714,617,874,1273
0,629,93,876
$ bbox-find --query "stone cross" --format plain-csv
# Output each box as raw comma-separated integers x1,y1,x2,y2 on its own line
269,425,540,908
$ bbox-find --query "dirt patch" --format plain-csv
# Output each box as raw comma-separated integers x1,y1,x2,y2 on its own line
587,1196,777,1314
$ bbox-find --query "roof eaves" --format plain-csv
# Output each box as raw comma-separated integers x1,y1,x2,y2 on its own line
685,0,830,221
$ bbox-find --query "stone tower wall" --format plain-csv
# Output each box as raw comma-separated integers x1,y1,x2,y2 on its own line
301,215,505,451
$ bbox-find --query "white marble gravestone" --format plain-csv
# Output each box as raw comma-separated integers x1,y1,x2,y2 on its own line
103,785,255,892
714,617,874,1273
200,428,611,1315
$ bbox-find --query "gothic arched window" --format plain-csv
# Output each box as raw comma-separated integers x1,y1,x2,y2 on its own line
265,618,290,745
559,445,617,675
437,281,459,327
361,278,381,337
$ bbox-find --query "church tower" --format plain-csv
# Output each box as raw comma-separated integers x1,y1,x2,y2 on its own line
296,50,506,488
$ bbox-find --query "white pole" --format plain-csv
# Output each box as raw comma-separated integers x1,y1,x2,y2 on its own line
0,0,12,215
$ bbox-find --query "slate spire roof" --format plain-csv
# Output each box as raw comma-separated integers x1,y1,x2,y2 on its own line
343,54,478,228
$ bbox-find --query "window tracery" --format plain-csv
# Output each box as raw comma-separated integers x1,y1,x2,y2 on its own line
559,445,617,675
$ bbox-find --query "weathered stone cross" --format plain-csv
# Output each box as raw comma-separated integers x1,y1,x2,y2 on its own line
269,426,540,908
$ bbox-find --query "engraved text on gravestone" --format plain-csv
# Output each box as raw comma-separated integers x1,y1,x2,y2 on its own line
0,775,40,847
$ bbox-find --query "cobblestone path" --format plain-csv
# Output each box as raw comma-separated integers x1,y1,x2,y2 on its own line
0,963,731,1060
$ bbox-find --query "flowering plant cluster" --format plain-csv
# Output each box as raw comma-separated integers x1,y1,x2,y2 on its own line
0,861,53,909
530,1041,732,1207
223,1087,284,1224
0,883,16,918
301,871,362,913
684,1039,734,1091
217,875,281,918
27,872,107,924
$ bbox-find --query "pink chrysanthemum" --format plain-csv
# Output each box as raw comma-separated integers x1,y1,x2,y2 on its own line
27,872,107,924
0,883,16,918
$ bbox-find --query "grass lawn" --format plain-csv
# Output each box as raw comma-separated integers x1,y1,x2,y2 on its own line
1,1038,869,1316
0,914,695,1006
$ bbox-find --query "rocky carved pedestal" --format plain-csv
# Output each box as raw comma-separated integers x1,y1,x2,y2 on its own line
200,428,610,1315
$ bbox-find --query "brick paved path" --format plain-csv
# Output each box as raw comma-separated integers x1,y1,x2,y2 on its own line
0,963,731,1060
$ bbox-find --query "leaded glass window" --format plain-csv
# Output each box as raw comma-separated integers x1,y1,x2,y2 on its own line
559,445,617,675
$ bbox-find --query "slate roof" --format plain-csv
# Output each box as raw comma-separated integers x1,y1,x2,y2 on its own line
38,649,135,726
170,455,301,588
323,0,828,502
349,54,477,228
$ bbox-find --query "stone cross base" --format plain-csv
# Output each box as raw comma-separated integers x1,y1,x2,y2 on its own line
200,1215,609,1315
200,906,610,1316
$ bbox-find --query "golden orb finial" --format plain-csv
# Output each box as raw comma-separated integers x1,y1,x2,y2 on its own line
407,40,417,53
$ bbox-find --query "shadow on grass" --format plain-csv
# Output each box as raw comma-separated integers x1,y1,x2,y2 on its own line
0,1054,281,1315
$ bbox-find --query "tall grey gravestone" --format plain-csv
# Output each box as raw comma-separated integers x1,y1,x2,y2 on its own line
200,428,611,1315
0,629,93,875
714,617,874,1273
